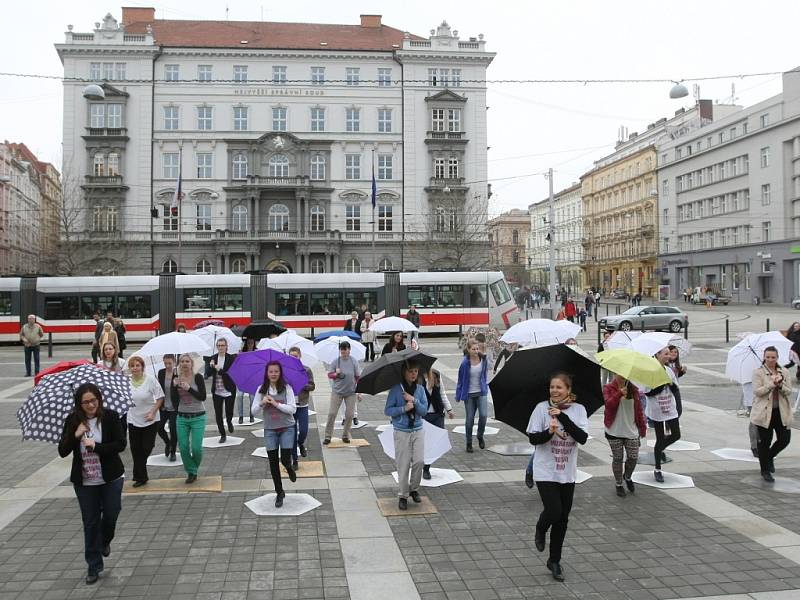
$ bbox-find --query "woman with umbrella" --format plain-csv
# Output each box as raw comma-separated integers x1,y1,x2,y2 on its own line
603,374,646,497
235,337,257,424
126,356,165,487
455,340,489,453
751,346,793,482
174,354,207,484
251,361,297,508
526,372,589,582
642,348,681,483
58,383,126,585
157,354,179,461
384,359,428,510
205,338,237,443
420,367,454,480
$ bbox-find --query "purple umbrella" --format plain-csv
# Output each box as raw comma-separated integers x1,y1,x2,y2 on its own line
228,349,309,396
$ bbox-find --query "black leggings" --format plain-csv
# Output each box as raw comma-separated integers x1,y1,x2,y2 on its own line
212,394,235,435
535,481,575,563
653,418,681,470
757,408,791,473
267,449,294,494
364,342,375,361
157,409,178,454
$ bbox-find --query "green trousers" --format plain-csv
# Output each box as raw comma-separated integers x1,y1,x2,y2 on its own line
177,413,207,476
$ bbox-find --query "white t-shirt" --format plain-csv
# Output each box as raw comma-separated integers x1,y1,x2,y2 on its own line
127,375,165,428
80,418,104,486
642,367,679,422
526,401,588,484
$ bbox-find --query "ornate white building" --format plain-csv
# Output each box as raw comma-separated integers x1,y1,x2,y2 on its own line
55,8,494,275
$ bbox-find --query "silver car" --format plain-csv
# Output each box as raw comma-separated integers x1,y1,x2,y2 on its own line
599,305,688,333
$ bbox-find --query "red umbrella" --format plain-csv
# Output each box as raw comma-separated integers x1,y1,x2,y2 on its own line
194,319,225,329
34,360,96,385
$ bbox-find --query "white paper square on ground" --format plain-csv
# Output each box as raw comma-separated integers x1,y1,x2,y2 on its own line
575,470,592,484
308,410,317,416
711,448,759,463
334,421,369,430
202,436,245,448
631,470,694,489
451,426,500,435
486,442,533,456
391,468,463,487
244,493,322,516
146,453,181,467
646,439,701,451
251,430,264,438
375,423,392,432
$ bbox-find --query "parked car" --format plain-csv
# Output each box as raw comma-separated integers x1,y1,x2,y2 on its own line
610,289,628,299
599,305,688,333
691,292,730,305
792,298,800,309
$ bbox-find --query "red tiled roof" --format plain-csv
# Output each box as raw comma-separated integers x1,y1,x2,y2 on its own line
5,143,46,174
125,19,422,52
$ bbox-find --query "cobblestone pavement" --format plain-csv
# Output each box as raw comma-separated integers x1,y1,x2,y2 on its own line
0,329,799,600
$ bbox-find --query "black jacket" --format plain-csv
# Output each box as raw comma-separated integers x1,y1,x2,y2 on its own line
204,353,237,396
343,318,361,332
58,409,126,485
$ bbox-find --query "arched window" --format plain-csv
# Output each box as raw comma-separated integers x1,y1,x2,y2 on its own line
310,258,325,273
93,153,105,176
345,257,361,273
310,205,325,231
196,259,212,274
268,154,289,177
232,153,248,179
232,204,248,231
512,229,519,245
107,153,120,176
268,204,290,231
162,259,177,273
378,258,393,271
230,257,247,273
310,155,326,180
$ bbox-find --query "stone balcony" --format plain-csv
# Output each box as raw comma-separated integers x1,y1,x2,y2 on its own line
82,127,129,141
424,131,468,145
240,174,311,187
82,175,129,191
158,229,404,243
425,177,468,192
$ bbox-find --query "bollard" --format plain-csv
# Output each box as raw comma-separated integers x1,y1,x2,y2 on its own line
48,332,53,358
606,304,609,316
725,319,729,343
767,318,770,332
597,321,601,346
641,319,645,332
615,305,621,315
684,322,689,340
310,327,315,340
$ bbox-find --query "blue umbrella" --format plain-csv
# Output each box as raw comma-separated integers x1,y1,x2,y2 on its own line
227,349,309,396
314,329,361,343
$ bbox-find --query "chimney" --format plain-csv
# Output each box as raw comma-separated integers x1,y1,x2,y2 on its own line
360,14,382,28
121,6,155,27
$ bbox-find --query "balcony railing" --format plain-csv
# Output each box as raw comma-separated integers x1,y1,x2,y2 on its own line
425,131,467,142
429,177,465,188
84,127,128,138
244,175,310,186
84,175,125,186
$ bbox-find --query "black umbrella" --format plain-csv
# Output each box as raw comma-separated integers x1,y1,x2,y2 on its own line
242,319,286,340
356,349,437,395
489,344,603,436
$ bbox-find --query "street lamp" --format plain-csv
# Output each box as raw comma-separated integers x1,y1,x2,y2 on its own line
82,84,105,101
669,81,688,99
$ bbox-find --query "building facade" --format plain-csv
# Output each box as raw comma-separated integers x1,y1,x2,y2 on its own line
658,68,800,303
527,183,583,292
488,208,530,286
56,9,494,276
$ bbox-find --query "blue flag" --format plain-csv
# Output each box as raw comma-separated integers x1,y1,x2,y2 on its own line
371,163,377,209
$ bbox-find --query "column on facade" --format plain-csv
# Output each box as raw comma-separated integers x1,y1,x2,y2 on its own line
217,254,224,274
793,136,800,199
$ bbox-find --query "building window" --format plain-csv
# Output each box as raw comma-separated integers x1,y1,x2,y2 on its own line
448,109,461,132
107,153,120,176
90,104,105,128
107,104,122,128
760,113,769,128
378,205,393,231
378,258,393,271
115,63,127,80
196,204,212,231
310,206,325,231
198,65,212,81
345,67,360,86
196,153,212,178
377,68,392,86
233,65,248,82
512,230,519,245
233,106,248,131
377,155,393,180
268,154,289,177
164,106,179,130
742,121,748,134
345,257,361,273
761,184,771,205
272,66,287,83
760,146,770,167
90,63,101,79
311,66,325,85
435,207,457,232
310,258,325,273
448,158,459,178
165,64,180,81
346,108,360,132
162,203,177,231
197,106,212,130
345,154,361,180
762,221,771,242
196,259,212,274
378,108,392,133
434,158,446,178
230,258,247,273
92,206,118,232
163,152,179,179
162,259,178,273
310,155,326,180
272,107,287,131
432,108,445,132
232,153,248,179
269,204,290,231
345,205,361,231
729,127,736,140
662,208,668,226
428,68,438,86
512,250,520,264
232,205,248,230
93,153,106,176
310,107,325,132
451,69,462,86
103,62,114,80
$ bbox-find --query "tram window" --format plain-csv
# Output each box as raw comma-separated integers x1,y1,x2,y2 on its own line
310,292,343,315
344,291,377,314
275,293,308,316
184,288,212,312
44,296,80,320
117,295,151,319
468,285,488,308
0,292,11,316
437,285,463,307
408,285,435,308
214,288,244,312
489,279,512,306
81,296,114,319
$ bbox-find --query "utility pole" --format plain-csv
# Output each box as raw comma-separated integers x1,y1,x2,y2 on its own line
547,168,556,315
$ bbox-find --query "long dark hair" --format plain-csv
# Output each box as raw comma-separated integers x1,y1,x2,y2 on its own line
73,382,104,422
259,360,286,395
388,331,405,352
667,344,683,372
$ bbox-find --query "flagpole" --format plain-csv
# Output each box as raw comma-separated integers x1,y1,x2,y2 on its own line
371,149,376,272
176,148,183,273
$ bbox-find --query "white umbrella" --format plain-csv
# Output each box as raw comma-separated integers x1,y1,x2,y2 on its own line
630,332,675,357
500,318,581,346
725,331,793,384
136,331,211,358
606,331,643,350
193,325,242,353
313,336,367,364
371,316,418,333
258,331,319,367
378,420,451,465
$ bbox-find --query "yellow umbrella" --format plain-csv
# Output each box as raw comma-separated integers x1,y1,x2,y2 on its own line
597,348,671,388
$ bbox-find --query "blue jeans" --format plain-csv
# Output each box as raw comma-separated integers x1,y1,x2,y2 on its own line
292,406,309,461
73,477,123,575
235,390,252,419
526,452,535,475
24,345,40,376
464,393,488,443
265,428,295,451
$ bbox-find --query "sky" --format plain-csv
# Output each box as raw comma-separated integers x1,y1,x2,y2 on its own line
2,0,800,217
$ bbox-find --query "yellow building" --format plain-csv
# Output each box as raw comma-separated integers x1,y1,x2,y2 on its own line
581,146,657,296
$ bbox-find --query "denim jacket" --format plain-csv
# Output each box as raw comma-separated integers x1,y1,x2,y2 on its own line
384,383,428,432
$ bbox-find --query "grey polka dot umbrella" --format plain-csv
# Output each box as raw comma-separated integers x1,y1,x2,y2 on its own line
16,364,133,444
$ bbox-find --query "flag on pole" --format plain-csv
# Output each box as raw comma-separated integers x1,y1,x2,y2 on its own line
371,152,377,209
170,150,182,216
